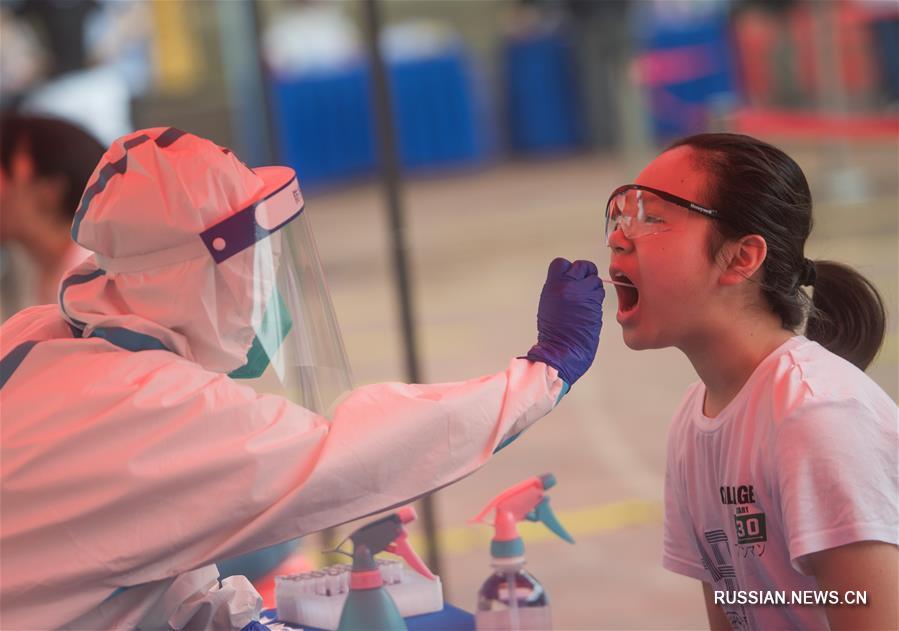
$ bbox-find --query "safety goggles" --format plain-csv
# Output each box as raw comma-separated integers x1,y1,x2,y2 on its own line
604,184,722,245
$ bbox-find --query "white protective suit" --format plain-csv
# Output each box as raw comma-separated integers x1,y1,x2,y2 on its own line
0,128,565,630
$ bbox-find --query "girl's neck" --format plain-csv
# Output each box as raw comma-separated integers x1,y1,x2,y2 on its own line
682,316,794,418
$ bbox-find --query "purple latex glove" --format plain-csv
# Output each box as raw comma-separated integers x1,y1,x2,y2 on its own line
524,258,604,385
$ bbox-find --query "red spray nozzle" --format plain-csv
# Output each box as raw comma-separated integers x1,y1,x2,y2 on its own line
470,475,545,538
341,506,436,580
384,506,435,580
470,474,573,552
395,505,416,525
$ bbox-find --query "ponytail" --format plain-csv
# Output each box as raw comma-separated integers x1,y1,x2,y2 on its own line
805,260,886,370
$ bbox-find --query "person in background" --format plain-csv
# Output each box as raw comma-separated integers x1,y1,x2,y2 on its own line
857,0,899,106
731,0,804,108
0,113,104,319
605,132,896,630
514,0,635,151
565,0,632,151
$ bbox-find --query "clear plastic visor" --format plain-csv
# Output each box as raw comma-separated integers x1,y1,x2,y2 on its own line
240,213,353,417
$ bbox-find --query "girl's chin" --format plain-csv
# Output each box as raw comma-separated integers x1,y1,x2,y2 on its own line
623,335,651,351
621,326,665,351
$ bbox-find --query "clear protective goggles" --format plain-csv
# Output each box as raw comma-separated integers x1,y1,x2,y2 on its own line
202,168,353,416
604,184,722,246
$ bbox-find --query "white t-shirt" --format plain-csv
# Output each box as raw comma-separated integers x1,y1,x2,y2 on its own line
663,336,898,631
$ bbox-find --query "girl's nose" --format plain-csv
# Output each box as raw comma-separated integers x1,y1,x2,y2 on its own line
606,225,633,253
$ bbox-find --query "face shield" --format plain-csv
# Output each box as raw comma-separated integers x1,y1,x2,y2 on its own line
201,167,353,416
604,184,723,246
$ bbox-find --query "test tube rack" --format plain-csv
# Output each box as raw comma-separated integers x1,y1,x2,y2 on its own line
274,558,444,630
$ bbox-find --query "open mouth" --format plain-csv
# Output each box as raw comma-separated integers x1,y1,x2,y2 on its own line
612,272,639,313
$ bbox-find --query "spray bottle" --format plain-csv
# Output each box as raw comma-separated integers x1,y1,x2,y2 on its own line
336,506,436,631
470,473,573,630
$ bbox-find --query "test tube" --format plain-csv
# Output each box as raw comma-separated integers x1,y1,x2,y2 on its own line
326,567,342,596
388,560,403,584
311,570,327,596
301,571,312,596
378,559,388,583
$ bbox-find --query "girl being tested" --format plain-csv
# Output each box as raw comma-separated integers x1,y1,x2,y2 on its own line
605,133,897,630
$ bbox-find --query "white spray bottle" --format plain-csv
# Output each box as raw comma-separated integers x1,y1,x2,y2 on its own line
470,473,574,630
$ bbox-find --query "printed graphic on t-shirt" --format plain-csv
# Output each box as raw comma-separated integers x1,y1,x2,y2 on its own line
719,484,755,505
734,511,767,545
726,484,768,557
695,528,752,630
690,483,773,630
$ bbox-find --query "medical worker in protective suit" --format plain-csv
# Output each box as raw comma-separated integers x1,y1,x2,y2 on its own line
0,128,604,630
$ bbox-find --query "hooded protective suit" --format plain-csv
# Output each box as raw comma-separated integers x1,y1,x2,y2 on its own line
0,128,600,630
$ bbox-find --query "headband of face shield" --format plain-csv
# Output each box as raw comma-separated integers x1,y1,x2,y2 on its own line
604,184,722,245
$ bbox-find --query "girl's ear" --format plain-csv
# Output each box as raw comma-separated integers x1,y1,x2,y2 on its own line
717,234,767,286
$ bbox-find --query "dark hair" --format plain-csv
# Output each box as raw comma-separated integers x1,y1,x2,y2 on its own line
0,113,105,223
667,132,885,370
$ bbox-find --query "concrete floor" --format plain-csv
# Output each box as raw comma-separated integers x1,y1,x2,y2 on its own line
298,139,897,630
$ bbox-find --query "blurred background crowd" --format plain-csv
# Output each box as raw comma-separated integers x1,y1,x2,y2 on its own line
1,0,896,628
2,0,898,178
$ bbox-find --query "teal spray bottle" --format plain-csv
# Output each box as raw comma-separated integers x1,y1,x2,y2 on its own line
336,506,436,631
470,474,574,630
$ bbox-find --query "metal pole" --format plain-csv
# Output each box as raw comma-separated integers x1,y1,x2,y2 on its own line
249,0,282,165
361,0,442,578
215,0,277,166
